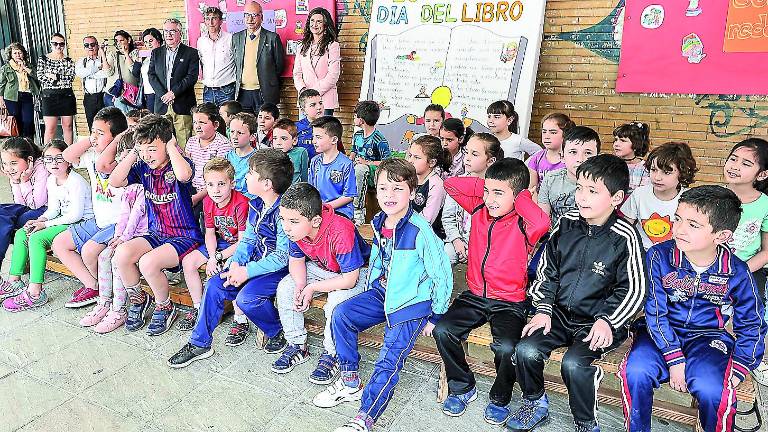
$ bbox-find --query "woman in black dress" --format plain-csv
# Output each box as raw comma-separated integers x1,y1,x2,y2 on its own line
37,32,76,145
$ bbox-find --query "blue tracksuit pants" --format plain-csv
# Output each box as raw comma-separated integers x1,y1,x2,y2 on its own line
190,269,288,348
619,324,738,432
332,285,428,422
0,204,46,260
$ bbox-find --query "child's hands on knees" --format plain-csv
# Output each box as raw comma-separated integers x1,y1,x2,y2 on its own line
223,262,248,287
205,257,220,277
730,375,742,388
107,237,124,250
294,284,314,312
452,239,468,262
583,318,613,351
25,219,46,234
421,322,435,337
669,363,687,393
522,313,551,337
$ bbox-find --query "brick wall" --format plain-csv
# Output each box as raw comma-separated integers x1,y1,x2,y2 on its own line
62,0,768,184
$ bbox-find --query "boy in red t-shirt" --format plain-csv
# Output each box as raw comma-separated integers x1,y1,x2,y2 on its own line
179,157,248,330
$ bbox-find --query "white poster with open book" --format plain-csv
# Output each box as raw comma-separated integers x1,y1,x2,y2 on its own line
360,0,547,152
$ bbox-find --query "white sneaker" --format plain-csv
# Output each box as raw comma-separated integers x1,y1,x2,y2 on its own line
313,378,363,408
751,361,768,386
333,418,369,432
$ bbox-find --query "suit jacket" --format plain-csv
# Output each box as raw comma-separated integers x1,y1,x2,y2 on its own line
232,27,285,105
147,43,199,115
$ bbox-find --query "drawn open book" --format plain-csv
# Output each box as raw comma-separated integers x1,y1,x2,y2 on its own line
364,24,528,126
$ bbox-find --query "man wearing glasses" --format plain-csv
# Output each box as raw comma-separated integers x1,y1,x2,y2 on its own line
148,18,200,148
197,7,236,107
74,36,109,131
232,1,285,114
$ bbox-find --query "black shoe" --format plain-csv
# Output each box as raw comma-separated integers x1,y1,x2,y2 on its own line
177,307,198,331
264,330,287,354
125,292,152,332
224,321,250,347
167,343,213,368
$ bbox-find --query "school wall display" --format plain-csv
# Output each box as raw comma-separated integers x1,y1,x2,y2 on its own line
185,0,336,78
616,0,768,95
359,0,547,152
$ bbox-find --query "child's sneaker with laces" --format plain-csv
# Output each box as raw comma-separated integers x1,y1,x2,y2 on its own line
0,279,25,300
224,320,249,346
264,330,287,354
484,401,511,425
167,343,214,368
313,377,363,408
146,301,177,336
126,292,153,332
271,344,310,374
176,307,198,331
3,289,48,312
65,286,99,308
506,394,550,432
93,309,127,334
79,303,110,327
442,386,477,417
309,351,339,385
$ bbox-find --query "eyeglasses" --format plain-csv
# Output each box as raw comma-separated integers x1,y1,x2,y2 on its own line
163,29,180,35
83,42,98,48
50,41,65,47
244,12,263,19
43,155,66,164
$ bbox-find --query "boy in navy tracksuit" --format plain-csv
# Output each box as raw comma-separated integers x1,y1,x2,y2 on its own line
312,158,453,432
620,185,766,432
166,149,296,368
509,155,648,432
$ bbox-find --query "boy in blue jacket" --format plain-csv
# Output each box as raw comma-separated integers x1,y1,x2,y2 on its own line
620,185,766,432
166,149,295,367
312,158,453,432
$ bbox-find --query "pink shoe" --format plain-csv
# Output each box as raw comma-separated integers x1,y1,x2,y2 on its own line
79,304,110,327
3,289,48,312
93,309,127,334
65,287,99,308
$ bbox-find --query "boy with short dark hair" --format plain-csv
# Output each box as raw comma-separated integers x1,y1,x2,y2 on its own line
272,118,308,183
272,182,370,386
52,106,129,309
351,100,391,225
110,114,203,336
177,157,249,330
257,102,279,148
620,185,766,432
296,88,324,159
538,126,600,225
219,101,243,133
508,154,647,432
167,149,296,367
308,116,357,220
225,112,259,199
313,158,453,432
433,158,549,423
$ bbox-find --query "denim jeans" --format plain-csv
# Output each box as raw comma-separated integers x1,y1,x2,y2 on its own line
203,83,236,107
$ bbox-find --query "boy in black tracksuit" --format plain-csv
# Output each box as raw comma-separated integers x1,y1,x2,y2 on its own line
507,154,648,432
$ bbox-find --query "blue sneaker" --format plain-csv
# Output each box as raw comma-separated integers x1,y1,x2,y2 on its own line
574,422,600,432
271,344,310,374
442,387,477,417
125,292,153,332
506,394,549,432
309,351,339,385
146,302,177,336
484,402,511,425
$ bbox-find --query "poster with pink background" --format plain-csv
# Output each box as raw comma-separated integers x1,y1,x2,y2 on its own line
616,1,768,95
185,0,336,78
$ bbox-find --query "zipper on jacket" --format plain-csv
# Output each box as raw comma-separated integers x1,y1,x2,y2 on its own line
480,219,497,297
684,273,700,327
383,225,395,327
568,225,592,315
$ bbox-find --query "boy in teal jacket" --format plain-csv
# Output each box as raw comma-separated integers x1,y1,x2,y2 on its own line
312,158,453,432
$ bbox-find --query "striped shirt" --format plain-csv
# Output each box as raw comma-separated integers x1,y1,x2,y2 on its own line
185,132,233,191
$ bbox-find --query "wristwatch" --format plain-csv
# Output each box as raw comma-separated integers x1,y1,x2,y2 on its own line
215,251,223,262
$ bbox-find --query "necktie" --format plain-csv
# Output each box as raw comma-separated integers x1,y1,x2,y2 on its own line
249,34,256,41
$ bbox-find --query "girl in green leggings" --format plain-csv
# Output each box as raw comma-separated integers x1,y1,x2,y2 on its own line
1,140,94,312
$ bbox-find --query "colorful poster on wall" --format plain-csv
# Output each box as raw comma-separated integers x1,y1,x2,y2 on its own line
359,0,547,152
185,0,336,78
617,1,768,95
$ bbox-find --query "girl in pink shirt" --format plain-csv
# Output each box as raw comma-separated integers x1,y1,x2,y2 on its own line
0,137,48,260
185,103,232,206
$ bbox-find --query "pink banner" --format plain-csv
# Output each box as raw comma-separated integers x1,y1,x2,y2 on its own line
185,0,336,78
616,1,768,95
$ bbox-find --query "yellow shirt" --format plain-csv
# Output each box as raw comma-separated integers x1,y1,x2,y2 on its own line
241,31,261,90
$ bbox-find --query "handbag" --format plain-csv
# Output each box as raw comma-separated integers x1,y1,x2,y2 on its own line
115,55,142,107
0,109,19,137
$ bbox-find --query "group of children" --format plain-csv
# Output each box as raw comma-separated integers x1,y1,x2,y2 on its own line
0,95,767,432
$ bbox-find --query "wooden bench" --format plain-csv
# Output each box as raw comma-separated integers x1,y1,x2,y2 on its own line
44,223,762,432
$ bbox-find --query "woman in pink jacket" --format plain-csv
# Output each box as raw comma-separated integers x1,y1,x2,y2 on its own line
293,7,340,116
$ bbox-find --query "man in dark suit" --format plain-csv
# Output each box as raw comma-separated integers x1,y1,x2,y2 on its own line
148,18,199,148
232,1,285,113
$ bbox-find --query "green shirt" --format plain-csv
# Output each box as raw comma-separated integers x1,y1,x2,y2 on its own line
728,193,768,262
287,146,309,183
